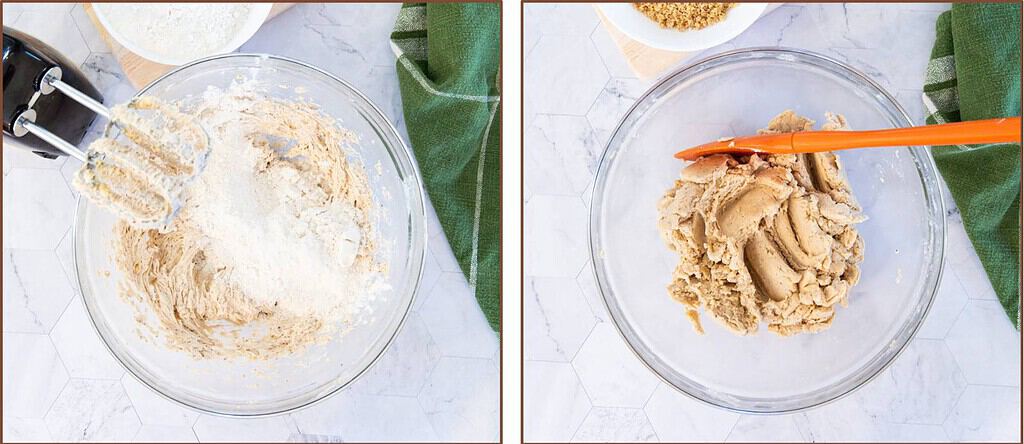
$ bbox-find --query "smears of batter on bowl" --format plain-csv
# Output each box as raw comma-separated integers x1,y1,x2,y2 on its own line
657,111,865,336
115,83,388,359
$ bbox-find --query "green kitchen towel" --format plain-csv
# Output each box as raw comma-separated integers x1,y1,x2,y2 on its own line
391,3,501,333
924,3,1022,328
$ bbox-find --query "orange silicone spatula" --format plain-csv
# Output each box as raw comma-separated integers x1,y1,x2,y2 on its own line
674,116,1022,161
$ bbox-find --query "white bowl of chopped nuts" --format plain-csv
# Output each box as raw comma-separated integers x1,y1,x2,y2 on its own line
598,3,768,52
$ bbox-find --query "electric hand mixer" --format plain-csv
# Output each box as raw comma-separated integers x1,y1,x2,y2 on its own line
3,27,209,229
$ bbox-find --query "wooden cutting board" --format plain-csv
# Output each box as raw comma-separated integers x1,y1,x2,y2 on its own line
82,3,294,89
595,4,781,79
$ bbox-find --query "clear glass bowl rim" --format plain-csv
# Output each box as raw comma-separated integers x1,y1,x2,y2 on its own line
588,47,947,414
73,53,428,417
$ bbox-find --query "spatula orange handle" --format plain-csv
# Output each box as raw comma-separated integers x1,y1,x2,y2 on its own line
674,117,1022,160
792,117,1021,152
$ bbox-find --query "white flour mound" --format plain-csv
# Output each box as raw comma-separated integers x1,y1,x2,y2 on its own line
99,3,254,62
189,84,382,322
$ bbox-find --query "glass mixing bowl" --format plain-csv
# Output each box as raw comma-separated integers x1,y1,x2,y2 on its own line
590,48,945,413
73,54,426,416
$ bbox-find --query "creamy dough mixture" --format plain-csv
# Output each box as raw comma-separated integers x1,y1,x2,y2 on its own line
657,111,865,336
115,84,386,359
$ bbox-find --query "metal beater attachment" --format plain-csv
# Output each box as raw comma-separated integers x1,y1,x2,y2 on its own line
12,67,209,230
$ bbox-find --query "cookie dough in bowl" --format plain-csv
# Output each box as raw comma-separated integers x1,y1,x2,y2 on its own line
657,111,866,336
74,55,426,416
115,83,387,360
590,48,944,413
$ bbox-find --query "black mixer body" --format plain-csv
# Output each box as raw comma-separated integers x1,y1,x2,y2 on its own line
3,26,103,159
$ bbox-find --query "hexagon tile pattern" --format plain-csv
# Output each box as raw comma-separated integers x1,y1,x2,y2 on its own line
523,3,1021,442
2,4,498,442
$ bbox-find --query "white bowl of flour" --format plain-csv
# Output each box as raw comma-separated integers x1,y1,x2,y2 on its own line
93,3,273,65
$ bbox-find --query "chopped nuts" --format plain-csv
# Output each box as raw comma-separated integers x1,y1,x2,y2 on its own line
633,3,736,31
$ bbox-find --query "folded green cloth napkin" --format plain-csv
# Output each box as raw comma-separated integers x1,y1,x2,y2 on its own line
924,3,1021,328
391,3,501,333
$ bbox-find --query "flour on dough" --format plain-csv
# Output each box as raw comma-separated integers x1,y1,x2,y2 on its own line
115,83,387,359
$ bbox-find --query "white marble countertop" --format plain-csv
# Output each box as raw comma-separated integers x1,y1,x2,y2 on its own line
524,3,1020,443
2,3,498,442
